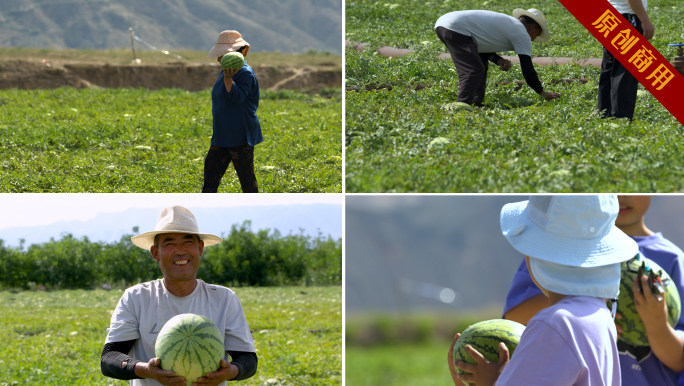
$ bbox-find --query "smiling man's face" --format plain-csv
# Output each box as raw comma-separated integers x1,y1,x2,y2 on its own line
150,233,204,284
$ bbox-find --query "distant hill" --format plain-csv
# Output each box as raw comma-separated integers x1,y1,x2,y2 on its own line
0,204,342,248
346,196,684,314
0,0,342,54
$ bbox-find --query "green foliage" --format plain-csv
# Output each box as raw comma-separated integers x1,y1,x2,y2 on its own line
0,222,341,290
0,87,341,192
0,287,341,385
345,0,684,192
346,343,451,386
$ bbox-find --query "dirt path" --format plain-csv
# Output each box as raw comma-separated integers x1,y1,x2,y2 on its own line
0,60,341,93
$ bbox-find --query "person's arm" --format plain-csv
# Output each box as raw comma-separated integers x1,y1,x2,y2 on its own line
228,351,258,380
625,0,653,40
101,340,140,380
504,294,548,325
223,68,255,104
518,55,561,100
634,275,684,372
222,68,240,94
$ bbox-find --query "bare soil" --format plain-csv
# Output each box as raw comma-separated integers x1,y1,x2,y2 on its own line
0,60,342,93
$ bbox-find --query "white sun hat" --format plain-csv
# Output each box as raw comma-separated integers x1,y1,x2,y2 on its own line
500,195,638,267
131,205,222,250
512,8,550,43
208,30,250,57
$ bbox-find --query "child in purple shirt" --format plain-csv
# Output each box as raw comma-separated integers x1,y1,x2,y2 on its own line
452,195,638,386
502,196,684,386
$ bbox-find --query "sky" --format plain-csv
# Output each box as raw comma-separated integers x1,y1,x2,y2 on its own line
0,193,342,231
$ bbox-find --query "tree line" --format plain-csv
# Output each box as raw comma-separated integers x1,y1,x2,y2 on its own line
0,221,341,290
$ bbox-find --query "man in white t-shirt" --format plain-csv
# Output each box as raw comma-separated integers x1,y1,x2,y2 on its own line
435,8,561,106
100,206,257,386
598,0,653,120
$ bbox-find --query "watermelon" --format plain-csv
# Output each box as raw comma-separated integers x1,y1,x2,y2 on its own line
155,313,225,386
442,102,474,112
221,52,244,71
453,319,525,386
614,254,681,347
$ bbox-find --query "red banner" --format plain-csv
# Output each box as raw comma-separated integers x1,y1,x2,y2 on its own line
556,0,684,124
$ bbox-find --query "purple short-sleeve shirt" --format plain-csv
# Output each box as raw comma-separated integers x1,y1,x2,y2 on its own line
497,296,620,386
503,233,684,386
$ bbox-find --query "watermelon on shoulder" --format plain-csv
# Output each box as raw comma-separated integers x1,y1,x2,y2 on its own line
155,313,225,386
614,254,681,347
452,319,525,386
221,52,245,71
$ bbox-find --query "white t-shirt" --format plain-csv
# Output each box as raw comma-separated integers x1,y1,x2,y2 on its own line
609,0,647,15
435,10,532,56
105,279,256,386
497,296,620,386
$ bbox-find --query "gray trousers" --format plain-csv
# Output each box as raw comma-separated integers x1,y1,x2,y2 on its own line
435,26,492,105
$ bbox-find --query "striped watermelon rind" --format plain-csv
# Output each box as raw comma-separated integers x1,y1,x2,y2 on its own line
221,52,245,71
155,313,225,386
614,255,681,347
452,319,525,386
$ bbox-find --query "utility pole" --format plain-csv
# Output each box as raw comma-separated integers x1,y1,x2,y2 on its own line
129,24,136,62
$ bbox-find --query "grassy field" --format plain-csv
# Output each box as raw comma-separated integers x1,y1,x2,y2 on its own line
0,87,341,192
345,0,684,192
0,46,342,68
0,286,341,386
346,343,452,386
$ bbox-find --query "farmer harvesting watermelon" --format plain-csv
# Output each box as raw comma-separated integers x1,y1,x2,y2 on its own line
203,30,262,193
452,195,637,386
503,195,684,385
435,8,561,106
101,206,257,386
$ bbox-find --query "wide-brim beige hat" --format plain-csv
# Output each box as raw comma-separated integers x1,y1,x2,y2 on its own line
208,30,250,57
513,8,550,43
131,205,222,250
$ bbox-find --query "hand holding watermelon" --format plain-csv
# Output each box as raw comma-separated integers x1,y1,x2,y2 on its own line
193,359,239,385
138,357,187,386
453,342,510,386
632,275,670,335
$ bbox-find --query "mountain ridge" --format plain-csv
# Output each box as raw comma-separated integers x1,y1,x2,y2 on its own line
0,0,342,54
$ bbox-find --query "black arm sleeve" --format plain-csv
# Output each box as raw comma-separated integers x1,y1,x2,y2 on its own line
101,340,142,380
228,351,258,381
488,53,503,64
518,54,544,94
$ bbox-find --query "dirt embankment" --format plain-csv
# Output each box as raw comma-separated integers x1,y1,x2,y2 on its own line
0,60,341,93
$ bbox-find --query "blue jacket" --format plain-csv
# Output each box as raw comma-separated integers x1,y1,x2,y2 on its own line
211,61,263,147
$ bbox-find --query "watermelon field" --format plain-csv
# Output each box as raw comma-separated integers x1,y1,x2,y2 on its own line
0,87,341,192
0,286,341,386
345,0,684,192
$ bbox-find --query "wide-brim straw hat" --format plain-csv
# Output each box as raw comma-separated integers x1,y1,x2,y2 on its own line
208,30,250,57
500,195,638,267
512,8,550,43
131,205,222,250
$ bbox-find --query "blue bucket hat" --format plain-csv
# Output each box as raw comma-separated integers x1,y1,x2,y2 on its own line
500,195,638,299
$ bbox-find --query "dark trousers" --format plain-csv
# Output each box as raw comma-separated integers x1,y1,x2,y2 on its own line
202,145,258,193
436,26,491,105
598,14,643,120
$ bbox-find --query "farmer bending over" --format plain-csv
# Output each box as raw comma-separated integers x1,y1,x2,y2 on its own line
100,205,257,386
435,8,561,106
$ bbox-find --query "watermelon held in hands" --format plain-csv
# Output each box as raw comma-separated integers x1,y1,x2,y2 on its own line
221,52,245,71
614,254,681,347
155,313,225,386
453,319,526,386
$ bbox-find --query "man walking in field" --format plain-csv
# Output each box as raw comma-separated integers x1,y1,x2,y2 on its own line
100,205,257,386
435,8,561,106
598,0,654,120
